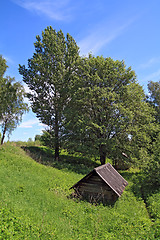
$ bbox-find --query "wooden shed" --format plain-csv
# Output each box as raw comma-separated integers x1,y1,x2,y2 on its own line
70,163,128,204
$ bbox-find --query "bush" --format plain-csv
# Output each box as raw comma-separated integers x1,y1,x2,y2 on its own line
143,133,160,190
40,130,55,149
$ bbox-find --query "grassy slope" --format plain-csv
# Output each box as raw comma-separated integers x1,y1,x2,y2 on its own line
0,143,159,239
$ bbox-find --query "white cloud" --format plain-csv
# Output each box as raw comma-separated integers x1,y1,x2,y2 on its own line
18,119,39,128
78,18,136,56
13,0,74,21
18,117,47,129
38,122,47,127
22,83,33,106
23,83,31,93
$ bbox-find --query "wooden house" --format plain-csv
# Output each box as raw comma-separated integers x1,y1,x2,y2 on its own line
70,163,128,204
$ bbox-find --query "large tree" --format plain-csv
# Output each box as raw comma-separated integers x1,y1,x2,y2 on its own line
19,26,79,160
64,55,156,167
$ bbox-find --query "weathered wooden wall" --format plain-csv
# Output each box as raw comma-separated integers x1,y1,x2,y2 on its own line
75,172,118,203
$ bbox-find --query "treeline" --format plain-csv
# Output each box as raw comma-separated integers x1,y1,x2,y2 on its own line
0,26,160,188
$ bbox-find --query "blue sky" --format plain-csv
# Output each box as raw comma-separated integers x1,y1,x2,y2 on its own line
1,0,160,142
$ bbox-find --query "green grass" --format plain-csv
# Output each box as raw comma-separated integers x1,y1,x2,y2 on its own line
0,143,159,239
146,192,160,239
147,192,160,219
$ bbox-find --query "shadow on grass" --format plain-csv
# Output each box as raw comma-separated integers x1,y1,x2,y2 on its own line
21,146,99,175
69,192,116,207
120,170,155,201
21,145,130,206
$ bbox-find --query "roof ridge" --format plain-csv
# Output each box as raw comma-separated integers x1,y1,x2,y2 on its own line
94,163,110,171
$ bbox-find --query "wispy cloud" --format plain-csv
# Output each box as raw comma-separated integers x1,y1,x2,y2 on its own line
3,55,14,65
13,0,74,21
18,116,46,129
18,119,39,128
78,17,137,56
23,83,31,94
139,57,160,69
141,69,160,83
38,122,46,127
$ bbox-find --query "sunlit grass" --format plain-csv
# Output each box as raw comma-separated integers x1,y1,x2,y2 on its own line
0,143,159,239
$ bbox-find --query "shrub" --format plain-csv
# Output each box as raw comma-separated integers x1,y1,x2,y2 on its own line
143,133,160,190
40,130,55,149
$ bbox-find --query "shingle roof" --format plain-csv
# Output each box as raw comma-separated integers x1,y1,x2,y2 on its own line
71,163,128,197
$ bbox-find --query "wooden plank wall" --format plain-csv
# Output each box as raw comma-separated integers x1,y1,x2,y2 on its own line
77,173,117,203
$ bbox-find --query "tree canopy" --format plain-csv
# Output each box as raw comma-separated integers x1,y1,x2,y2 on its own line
64,55,156,167
19,27,157,167
19,26,79,160
147,80,160,123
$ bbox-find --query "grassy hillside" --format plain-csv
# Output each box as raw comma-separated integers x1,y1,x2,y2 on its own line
0,143,159,239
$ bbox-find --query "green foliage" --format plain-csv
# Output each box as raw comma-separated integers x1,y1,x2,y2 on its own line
19,26,80,160
18,28,157,167
147,80,160,123
146,192,160,239
40,130,55,149
0,55,8,104
0,55,8,79
34,134,41,141
27,137,33,142
21,145,97,175
0,143,159,239
143,133,160,190
64,55,155,167
0,55,8,118
147,192,160,220
0,206,54,239
0,55,29,144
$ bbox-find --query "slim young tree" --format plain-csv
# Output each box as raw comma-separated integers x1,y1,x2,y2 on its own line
0,55,28,144
0,78,28,145
0,55,8,119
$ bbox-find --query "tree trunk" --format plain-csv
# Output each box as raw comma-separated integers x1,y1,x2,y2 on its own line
1,120,7,145
55,144,59,161
54,111,60,161
99,144,106,165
